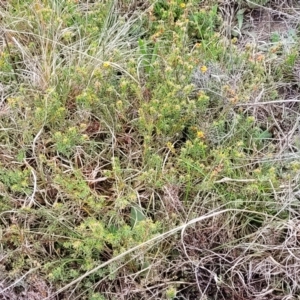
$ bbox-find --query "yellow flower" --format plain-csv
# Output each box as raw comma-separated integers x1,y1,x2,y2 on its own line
197,131,205,139
231,37,238,44
116,100,123,109
72,240,82,249
103,61,110,68
200,65,207,73
180,3,186,8
166,142,175,153
229,96,238,104
256,54,265,62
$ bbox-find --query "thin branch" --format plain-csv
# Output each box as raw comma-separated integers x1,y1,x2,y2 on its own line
43,208,277,299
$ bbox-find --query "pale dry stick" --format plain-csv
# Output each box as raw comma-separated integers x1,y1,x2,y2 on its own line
32,126,44,163
22,161,38,208
269,112,285,147
22,102,45,208
163,184,187,219
73,242,169,300
236,99,300,106
281,115,300,153
180,211,239,267
284,240,300,263
214,177,258,183
162,146,173,173
0,267,40,294
180,208,282,296
246,0,298,19
130,281,194,294
193,266,206,299
243,152,300,165
186,191,210,223
230,266,248,292
9,35,29,62
245,89,264,117
43,208,278,300
192,252,228,298
283,221,300,262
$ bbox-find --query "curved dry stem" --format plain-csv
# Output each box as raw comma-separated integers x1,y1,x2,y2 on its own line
44,208,276,299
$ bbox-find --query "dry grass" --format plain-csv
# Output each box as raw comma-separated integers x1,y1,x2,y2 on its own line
1,0,300,299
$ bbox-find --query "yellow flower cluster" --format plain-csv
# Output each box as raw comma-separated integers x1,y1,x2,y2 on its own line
103,61,110,68
197,131,205,139
200,65,207,73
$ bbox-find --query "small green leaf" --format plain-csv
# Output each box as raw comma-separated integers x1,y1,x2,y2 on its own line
236,9,245,30
257,130,272,140
130,206,146,227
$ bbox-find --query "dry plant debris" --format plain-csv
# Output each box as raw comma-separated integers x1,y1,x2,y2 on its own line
1,0,300,299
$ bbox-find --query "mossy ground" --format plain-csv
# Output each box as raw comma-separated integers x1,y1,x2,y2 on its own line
1,0,300,299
